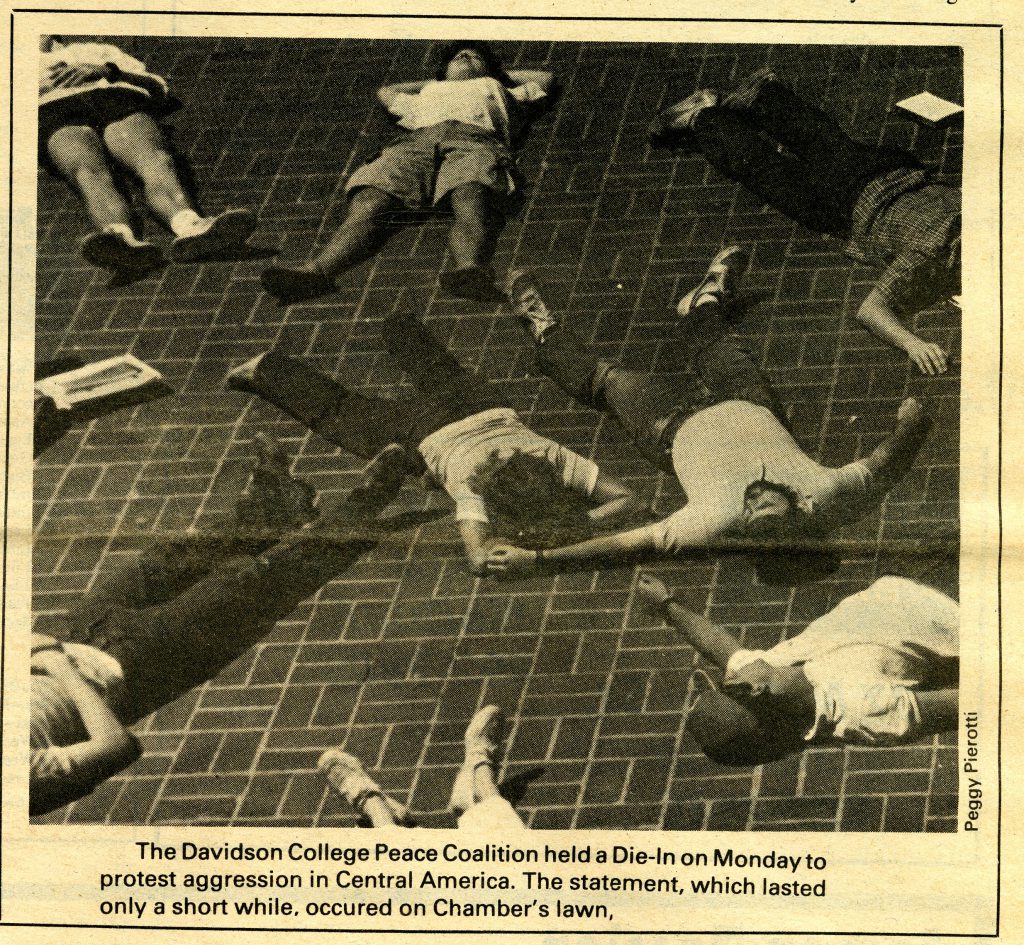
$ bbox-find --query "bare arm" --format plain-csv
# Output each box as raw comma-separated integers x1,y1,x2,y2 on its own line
586,470,647,527
861,396,934,493
377,80,430,111
636,574,740,669
856,288,948,376
459,519,496,577
507,69,556,95
486,522,663,578
31,651,141,806
915,688,959,737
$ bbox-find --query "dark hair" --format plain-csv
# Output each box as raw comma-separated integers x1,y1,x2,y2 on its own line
433,40,514,86
468,450,594,549
686,689,806,766
741,474,840,585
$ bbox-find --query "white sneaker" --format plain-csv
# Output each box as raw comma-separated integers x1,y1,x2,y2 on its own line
448,705,506,812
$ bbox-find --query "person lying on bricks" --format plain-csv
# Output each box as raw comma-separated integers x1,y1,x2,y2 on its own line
634,572,958,764
227,312,646,577
320,705,527,830
30,437,408,816
260,40,555,306
649,69,960,376
487,247,932,584
39,35,256,276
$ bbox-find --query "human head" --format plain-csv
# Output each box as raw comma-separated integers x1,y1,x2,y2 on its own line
39,34,62,52
434,40,513,85
468,450,594,549
685,661,814,765
741,475,840,585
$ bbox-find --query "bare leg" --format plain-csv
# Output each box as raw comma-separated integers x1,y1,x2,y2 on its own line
440,182,504,301
310,186,403,276
47,125,134,230
103,111,256,260
261,187,402,305
102,111,194,227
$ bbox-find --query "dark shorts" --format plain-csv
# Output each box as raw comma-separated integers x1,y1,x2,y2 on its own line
38,87,157,166
346,121,518,209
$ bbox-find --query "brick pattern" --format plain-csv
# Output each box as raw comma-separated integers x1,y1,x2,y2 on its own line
31,38,961,831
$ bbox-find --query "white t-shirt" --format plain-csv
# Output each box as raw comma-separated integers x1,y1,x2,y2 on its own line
725,577,959,746
39,41,168,107
649,400,874,553
388,77,547,146
417,408,600,524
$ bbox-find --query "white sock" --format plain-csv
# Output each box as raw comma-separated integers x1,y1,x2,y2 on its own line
170,209,205,237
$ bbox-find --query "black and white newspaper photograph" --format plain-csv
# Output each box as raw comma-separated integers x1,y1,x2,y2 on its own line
0,0,1016,941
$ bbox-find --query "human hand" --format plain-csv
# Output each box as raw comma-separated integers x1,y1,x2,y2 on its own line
485,544,538,578
897,396,929,427
636,573,672,611
905,339,948,376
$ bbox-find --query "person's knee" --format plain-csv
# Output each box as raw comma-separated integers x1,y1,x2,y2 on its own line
448,181,502,223
47,126,109,176
346,187,399,222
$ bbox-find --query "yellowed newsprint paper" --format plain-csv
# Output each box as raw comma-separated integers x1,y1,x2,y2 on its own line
1,0,1020,942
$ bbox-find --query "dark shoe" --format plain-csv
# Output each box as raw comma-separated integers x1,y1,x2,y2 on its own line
648,89,719,149
676,245,749,318
721,67,781,111
80,229,163,273
355,444,413,505
506,269,558,340
168,208,257,262
439,265,504,302
237,433,318,534
261,264,337,305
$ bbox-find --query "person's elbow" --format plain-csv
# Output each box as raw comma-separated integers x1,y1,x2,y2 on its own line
104,729,143,773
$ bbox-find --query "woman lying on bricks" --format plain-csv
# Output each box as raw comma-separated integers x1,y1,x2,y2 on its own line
226,312,647,577
38,35,256,277
635,571,958,764
29,439,408,816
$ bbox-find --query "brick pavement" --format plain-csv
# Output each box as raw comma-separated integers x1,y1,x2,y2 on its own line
31,37,961,830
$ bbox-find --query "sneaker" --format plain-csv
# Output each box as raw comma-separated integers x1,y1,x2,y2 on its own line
675,245,749,319
439,265,504,302
721,67,781,111
80,228,163,273
355,444,413,506
261,264,337,306
236,433,318,534
226,353,266,395
448,705,506,812
318,749,410,823
648,89,719,148
168,208,257,262
506,269,558,340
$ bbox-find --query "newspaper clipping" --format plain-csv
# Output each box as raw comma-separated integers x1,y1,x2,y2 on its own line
1,0,1014,941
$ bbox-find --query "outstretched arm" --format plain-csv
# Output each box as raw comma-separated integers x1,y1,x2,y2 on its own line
635,574,741,669
586,470,648,528
377,80,430,112
861,397,934,493
856,287,948,376
486,523,661,578
459,520,497,577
